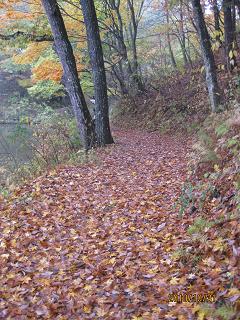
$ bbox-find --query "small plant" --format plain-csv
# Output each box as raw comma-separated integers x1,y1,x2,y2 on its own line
175,182,195,217
214,305,236,320
198,129,219,162
227,137,238,147
197,304,237,320
0,185,9,198
175,181,214,217
187,218,214,235
215,123,229,137
192,254,202,266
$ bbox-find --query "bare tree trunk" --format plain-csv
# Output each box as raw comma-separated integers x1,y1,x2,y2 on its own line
223,0,236,71
191,0,221,112
105,0,133,93
235,0,240,19
80,0,114,146
179,0,189,66
232,0,236,35
114,59,129,95
167,34,177,68
232,0,238,47
40,0,95,150
211,0,222,42
127,0,144,92
166,7,177,68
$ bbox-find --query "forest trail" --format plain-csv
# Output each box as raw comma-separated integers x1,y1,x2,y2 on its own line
0,129,193,319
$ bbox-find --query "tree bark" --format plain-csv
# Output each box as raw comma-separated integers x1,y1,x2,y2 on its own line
40,0,95,150
166,7,177,68
104,0,133,94
235,0,240,19
0,31,53,42
127,0,145,92
179,0,189,66
232,0,238,47
223,0,236,71
80,0,114,146
211,0,222,42
191,0,221,112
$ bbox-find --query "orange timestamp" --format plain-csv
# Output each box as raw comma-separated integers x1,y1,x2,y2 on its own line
168,291,216,303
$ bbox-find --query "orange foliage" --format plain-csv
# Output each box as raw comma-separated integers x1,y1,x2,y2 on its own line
13,42,50,64
0,0,42,27
32,59,63,82
1,0,86,82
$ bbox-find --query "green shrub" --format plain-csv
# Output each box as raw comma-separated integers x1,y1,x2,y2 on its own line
28,80,65,99
1,57,29,73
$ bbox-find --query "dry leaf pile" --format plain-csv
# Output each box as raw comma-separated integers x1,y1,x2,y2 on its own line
0,129,239,319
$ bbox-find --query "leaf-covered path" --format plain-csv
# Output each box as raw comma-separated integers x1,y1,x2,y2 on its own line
0,130,200,319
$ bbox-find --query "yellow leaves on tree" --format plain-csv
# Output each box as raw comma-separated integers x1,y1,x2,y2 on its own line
32,60,63,82
0,0,42,27
62,0,85,38
13,42,49,64
5,11,31,20
13,42,63,83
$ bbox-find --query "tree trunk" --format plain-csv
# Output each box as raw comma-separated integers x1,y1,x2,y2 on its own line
40,0,95,150
211,0,222,42
127,0,144,92
179,0,188,66
232,0,238,47
166,8,177,68
191,0,221,112
232,1,236,35
223,0,236,71
168,35,177,68
235,0,240,20
80,0,114,146
107,0,133,94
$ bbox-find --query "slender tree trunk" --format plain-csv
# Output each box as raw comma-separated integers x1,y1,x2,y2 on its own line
80,0,114,146
235,0,240,20
112,63,128,95
191,0,221,112
178,37,189,65
159,36,163,68
232,0,236,34
211,0,222,42
41,0,95,150
116,59,129,95
166,8,177,68
109,0,133,93
179,0,188,66
127,0,144,92
232,0,238,47
167,34,177,68
223,0,236,71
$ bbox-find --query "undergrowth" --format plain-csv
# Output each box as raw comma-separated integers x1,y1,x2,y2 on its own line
0,106,93,192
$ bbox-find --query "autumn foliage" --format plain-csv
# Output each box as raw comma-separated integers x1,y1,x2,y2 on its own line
13,43,50,64
32,60,63,82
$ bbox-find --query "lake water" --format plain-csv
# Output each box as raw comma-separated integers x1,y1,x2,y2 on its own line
0,124,32,166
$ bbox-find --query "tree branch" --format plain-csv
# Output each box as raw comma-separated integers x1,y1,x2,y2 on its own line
0,31,53,42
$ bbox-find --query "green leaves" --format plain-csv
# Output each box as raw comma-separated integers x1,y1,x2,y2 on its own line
28,80,64,99
227,138,238,148
215,123,229,137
